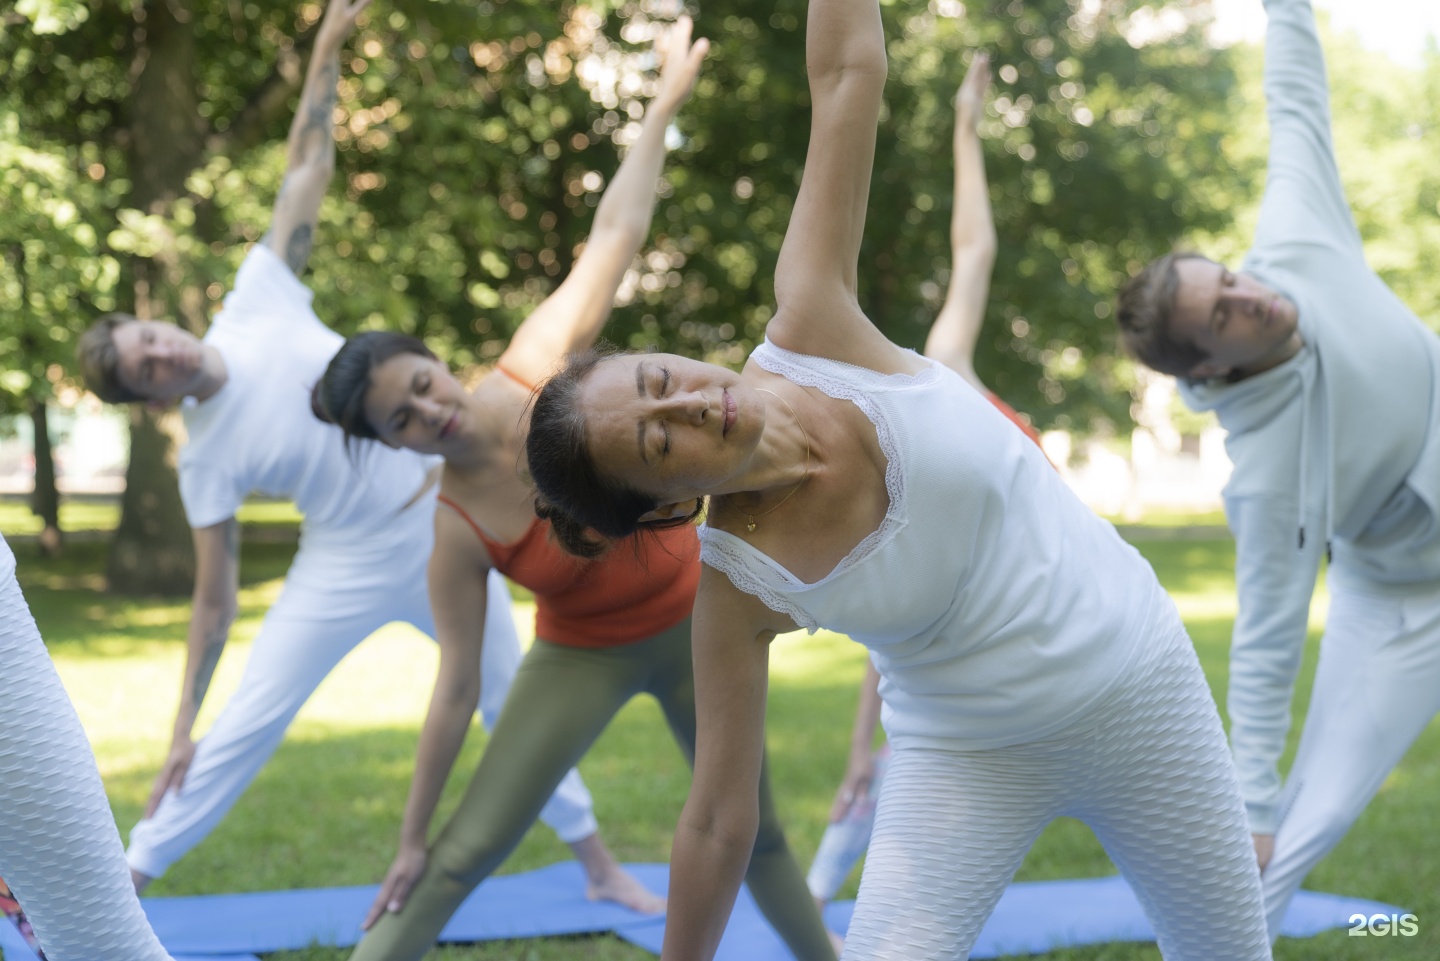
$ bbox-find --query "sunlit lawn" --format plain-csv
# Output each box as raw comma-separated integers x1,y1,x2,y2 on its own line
11,532,1440,960
0,497,303,537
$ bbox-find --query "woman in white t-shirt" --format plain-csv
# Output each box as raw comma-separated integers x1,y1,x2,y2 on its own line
0,535,174,960
522,2,1273,959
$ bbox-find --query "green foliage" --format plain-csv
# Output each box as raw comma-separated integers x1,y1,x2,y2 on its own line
0,0,1252,434
0,112,122,413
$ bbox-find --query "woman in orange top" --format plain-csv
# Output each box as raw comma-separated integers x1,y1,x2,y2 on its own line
313,21,834,961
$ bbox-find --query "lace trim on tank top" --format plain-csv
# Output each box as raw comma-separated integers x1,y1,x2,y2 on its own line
699,534,822,631
698,339,936,630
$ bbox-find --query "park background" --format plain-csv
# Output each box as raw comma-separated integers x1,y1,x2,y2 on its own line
3,0,1440,957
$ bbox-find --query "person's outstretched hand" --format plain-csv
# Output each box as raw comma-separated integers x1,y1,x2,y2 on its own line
649,15,710,120
829,747,877,823
144,731,197,818
362,841,428,930
955,51,990,136
316,0,373,52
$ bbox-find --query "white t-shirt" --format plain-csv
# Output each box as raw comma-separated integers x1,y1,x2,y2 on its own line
180,246,436,552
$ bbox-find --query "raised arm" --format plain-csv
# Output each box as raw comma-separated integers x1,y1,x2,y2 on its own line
1224,493,1325,865
924,54,995,392
263,0,371,276
661,568,784,961
1249,0,1359,254
768,0,908,373
145,519,240,819
497,19,708,387
361,511,493,928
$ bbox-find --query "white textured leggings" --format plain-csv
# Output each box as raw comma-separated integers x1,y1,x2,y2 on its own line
0,556,172,960
1262,577,1440,937
842,626,1272,961
127,562,596,880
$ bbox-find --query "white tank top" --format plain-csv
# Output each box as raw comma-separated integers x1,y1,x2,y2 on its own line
700,340,1177,750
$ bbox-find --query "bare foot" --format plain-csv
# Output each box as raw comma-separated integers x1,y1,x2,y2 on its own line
585,867,666,914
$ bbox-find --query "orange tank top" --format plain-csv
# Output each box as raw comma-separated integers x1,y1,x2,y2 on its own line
437,495,699,649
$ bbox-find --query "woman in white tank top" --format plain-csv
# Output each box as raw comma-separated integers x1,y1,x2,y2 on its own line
523,1,1273,958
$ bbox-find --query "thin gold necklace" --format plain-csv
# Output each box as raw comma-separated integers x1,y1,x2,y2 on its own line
728,387,810,534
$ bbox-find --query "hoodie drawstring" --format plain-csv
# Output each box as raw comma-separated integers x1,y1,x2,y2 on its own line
1295,351,1333,560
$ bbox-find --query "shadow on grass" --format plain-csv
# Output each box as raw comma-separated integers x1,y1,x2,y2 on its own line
14,540,297,658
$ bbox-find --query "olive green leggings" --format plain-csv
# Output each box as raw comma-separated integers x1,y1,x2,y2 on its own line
349,617,835,961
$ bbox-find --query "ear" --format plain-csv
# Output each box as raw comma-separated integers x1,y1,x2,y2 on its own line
638,498,701,523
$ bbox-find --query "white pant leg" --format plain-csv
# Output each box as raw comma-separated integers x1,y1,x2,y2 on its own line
1075,627,1271,961
1262,580,1440,937
129,559,596,878
127,586,393,879
844,623,1270,961
0,561,172,960
840,746,1064,959
452,570,596,845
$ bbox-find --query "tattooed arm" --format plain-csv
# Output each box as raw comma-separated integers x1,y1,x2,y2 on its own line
143,518,241,818
264,0,372,276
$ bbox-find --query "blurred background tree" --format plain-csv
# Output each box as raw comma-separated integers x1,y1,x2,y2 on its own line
2,0,1435,591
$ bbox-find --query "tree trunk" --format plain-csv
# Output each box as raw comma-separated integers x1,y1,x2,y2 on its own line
106,0,204,594
28,399,62,558
107,407,194,595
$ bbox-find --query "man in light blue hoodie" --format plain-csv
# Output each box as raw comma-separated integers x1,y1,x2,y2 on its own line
1114,0,1440,938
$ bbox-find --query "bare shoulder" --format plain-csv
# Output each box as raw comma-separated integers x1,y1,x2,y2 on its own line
695,562,797,642
762,305,928,378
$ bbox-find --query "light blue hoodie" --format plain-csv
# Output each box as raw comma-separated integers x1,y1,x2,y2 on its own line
1178,0,1440,835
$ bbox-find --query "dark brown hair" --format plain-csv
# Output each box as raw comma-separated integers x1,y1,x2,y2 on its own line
76,313,143,404
526,347,702,558
1115,252,1211,377
313,331,436,453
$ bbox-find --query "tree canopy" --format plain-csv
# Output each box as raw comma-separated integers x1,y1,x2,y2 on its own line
4,0,1438,586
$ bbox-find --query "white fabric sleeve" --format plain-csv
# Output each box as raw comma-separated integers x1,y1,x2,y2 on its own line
1250,0,1360,255
1223,492,1326,835
0,556,173,960
177,461,245,531
218,243,317,324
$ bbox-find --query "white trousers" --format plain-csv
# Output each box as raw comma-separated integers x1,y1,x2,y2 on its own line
842,624,1272,961
1262,575,1440,937
0,552,172,960
127,539,597,880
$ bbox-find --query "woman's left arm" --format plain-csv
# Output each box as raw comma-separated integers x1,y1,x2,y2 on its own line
499,20,708,386
767,0,912,373
661,566,786,961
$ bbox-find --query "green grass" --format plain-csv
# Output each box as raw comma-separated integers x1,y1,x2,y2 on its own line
11,535,1440,960
0,497,303,536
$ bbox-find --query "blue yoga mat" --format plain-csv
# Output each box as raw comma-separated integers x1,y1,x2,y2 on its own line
131,863,1401,959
